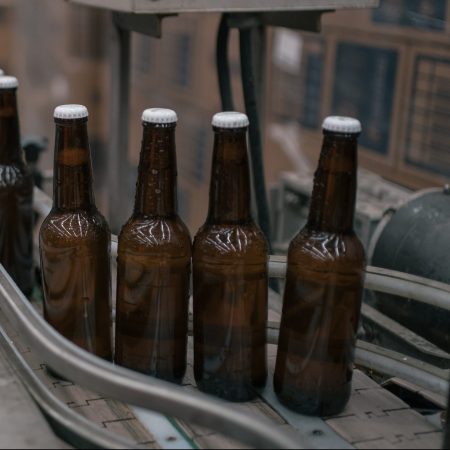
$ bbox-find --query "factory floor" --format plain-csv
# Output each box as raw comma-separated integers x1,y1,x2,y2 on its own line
0,343,70,449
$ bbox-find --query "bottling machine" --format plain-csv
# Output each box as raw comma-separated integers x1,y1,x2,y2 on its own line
0,0,449,448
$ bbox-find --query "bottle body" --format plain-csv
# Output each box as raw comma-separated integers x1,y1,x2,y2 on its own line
194,223,268,401
39,108,112,360
274,120,366,416
274,231,365,415
115,115,192,383
115,217,191,382
0,83,34,296
40,208,112,359
193,116,268,402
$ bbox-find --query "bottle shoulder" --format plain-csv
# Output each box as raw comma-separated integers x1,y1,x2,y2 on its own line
0,164,33,189
288,228,366,270
119,215,192,255
40,209,110,246
193,222,268,262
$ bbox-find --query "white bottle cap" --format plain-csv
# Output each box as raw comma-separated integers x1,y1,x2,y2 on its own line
0,69,4,76
212,112,249,129
0,76,19,89
142,108,178,124
322,116,362,134
54,104,89,120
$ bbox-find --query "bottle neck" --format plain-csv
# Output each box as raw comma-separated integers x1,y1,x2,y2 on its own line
0,89,24,166
307,132,358,234
134,123,177,217
207,127,252,225
53,118,95,211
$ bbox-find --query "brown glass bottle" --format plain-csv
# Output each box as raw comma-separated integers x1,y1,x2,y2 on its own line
115,109,191,383
39,105,112,360
193,112,268,402
274,116,366,416
0,77,34,296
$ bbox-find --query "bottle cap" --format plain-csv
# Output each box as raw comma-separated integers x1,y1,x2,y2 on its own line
0,76,18,89
322,116,362,134
54,104,89,120
212,112,249,129
142,108,178,124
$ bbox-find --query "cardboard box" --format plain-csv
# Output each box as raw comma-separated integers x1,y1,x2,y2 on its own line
6,0,450,235
267,1,450,193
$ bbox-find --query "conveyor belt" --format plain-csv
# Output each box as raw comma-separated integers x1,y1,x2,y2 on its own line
0,265,303,449
0,332,70,449
0,307,138,449
0,187,446,449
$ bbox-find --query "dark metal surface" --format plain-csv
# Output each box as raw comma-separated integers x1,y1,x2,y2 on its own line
361,303,450,369
113,12,168,38
227,11,326,31
371,189,450,351
265,321,449,397
108,15,133,233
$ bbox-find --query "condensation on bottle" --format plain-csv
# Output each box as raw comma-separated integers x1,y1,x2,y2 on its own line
39,104,112,361
274,116,366,416
115,108,191,383
193,111,268,402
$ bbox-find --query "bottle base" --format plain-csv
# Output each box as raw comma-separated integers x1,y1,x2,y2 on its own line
275,385,350,417
196,377,265,402
153,372,185,385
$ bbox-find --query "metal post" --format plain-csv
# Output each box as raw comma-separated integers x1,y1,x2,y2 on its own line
240,24,273,250
108,13,132,233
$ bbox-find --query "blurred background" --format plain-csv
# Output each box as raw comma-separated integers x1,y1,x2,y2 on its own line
0,0,448,250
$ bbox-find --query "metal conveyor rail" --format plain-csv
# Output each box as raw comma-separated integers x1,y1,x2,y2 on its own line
0,188,444,449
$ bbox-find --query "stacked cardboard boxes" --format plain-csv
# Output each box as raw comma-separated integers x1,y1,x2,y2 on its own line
0,0,111,210
268,0,450,192
0,3,14,72
3,0,450,235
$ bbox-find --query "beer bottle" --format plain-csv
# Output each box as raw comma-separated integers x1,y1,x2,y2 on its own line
0,76,34,296
193,112,268,402
115,108,191,383
39,105,112,360
274,116,366,416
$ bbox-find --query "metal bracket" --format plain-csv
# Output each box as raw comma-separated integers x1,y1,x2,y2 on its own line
227,10,331,32
112,8,329,36
113,11,176,38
